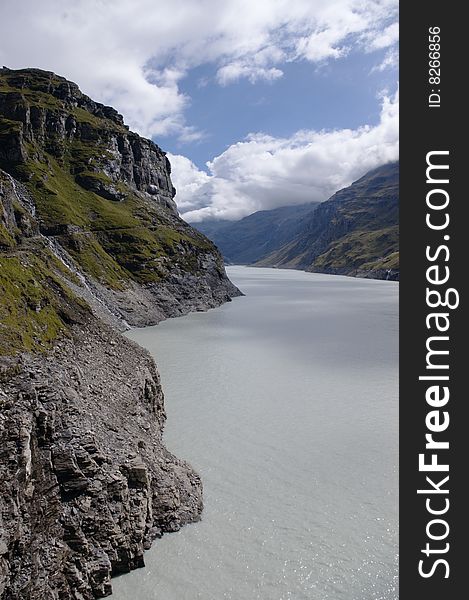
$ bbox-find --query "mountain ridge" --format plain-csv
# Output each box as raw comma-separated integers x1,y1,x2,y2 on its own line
258,162,399,279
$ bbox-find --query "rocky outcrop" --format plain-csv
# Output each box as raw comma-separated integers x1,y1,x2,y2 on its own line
0,68,240,598
0,320,202,599
0,68,175,211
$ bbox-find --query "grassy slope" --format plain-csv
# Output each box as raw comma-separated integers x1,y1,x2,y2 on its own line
0,70,214,289
0,69,217,355
0,251,90,355
259,163,399,275
312,226,399,272
311,165,398,274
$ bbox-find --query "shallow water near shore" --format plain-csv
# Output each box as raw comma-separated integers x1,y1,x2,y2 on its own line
112,266,398,600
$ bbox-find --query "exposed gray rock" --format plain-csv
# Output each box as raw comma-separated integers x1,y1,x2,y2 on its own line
0,68,177,212
0,320,203,599
0,68,239,599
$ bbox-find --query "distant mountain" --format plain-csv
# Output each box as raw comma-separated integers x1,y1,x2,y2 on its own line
194,202,320,264
257,162,399,279
196,162,399,280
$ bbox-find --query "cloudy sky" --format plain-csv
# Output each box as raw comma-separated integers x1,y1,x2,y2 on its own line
0,0,398,222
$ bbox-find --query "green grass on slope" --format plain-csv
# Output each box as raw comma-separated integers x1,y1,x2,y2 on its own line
312,226,399,272
360,251,399,272
0,218,16,248
0,253,89,355
23,151,215,285
1,70,218,290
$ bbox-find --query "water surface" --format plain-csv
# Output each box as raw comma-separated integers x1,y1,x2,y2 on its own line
113,266,398,600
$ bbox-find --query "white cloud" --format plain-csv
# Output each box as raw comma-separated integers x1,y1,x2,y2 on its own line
170,88,399,222
372,47,399,72
0,0,398,140
368,22,399,50
168,154,212,213
217,64,283,85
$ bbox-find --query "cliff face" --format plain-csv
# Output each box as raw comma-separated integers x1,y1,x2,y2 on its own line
255,163,399,280
0,68,239,598
0,67,240,332
0,69,176,211
0,324,202,599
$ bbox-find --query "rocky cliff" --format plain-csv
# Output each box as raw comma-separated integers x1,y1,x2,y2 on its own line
0,68,240,598
0,322,202,599
0,67,240,331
